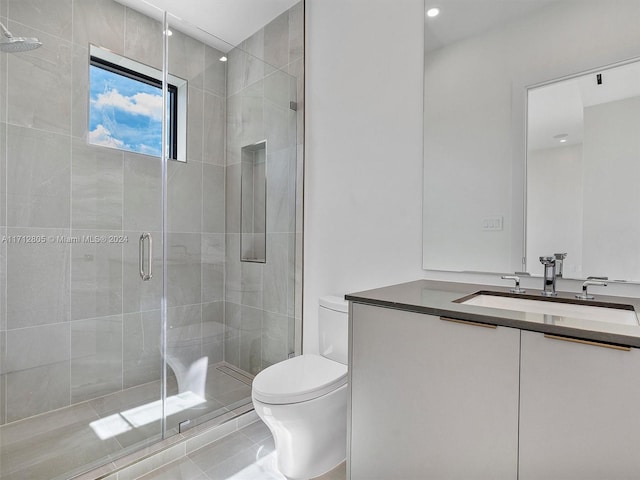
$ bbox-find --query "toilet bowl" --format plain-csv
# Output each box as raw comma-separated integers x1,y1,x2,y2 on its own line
251,296,349,480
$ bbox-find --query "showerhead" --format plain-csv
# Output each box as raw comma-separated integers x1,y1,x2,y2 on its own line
0,36,43,53
0,21,42,53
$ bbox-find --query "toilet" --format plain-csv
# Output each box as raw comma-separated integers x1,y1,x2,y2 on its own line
252,295,349,480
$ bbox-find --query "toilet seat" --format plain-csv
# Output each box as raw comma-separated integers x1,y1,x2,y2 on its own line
252,354,347,405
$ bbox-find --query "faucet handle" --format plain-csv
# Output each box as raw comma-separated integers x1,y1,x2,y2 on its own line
554,253,568,260
502,275,526,294
539,256,556,265
575,280,607,300
587,276,608,281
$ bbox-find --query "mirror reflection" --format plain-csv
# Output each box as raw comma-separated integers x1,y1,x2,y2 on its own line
423,0,640,282
527,59,640,280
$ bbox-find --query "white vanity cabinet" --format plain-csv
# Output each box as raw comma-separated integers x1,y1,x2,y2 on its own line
349,303,520,480
518,330,640,480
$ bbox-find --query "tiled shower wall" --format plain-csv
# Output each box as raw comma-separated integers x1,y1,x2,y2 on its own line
0,0,228,424
224,3,303,375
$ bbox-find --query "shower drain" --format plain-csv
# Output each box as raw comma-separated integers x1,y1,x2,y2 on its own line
216,364,254,386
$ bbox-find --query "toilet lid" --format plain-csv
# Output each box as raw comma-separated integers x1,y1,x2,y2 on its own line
252,354,347,405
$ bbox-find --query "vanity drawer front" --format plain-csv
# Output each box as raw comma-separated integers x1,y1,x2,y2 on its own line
349,304,519,480
519,330,640,480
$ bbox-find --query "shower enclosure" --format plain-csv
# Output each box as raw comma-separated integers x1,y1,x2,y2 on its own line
0,1,303,478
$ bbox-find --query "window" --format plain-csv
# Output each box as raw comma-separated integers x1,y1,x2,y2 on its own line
88,46,186,161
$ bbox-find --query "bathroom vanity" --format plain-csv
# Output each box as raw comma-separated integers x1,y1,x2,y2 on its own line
345,280,640,480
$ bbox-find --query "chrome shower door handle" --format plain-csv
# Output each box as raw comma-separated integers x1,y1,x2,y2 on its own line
139,233,153,281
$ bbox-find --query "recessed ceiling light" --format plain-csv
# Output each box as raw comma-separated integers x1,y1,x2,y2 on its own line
219,56,228,62
426,7,440,18
560,139,567,143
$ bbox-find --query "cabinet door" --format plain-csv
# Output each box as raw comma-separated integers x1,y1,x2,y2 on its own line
349,304,520,480
519,330,640,480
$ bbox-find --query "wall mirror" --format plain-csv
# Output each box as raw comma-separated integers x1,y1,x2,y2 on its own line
527,59,640,281
423,0,640,282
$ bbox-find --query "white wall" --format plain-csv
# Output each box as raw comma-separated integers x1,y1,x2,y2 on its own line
304,0,425,353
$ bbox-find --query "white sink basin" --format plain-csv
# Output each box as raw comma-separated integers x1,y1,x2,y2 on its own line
460,294,638,326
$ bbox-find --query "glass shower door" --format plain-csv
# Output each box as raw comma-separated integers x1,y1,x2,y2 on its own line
0,2,167,478
161,9,301,433
160,13,244,433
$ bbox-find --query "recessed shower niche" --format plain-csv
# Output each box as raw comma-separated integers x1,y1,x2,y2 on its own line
241,140,267,263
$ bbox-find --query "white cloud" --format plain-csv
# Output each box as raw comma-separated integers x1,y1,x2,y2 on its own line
93,89,163,121
137,143,161,156
88,124,126,149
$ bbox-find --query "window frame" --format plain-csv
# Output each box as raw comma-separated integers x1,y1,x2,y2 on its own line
88,45,187,162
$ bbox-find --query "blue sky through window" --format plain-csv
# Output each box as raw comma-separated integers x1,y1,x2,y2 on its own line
89,65,163,157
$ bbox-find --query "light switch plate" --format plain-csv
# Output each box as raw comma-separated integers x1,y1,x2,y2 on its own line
482,216,503,231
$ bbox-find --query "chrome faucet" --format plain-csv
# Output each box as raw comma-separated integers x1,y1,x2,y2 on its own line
539,256,557,296
575,280,607,300
502,275,526,293
554,253,567,278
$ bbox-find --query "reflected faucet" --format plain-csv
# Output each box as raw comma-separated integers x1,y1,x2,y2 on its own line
554,253,567,278
539,256,557,296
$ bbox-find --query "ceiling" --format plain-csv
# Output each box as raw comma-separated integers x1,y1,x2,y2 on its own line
423,0,640,152
424,0,557,53
115,0,299,52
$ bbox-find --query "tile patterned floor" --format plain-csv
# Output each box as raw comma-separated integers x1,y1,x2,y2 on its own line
138,420,347,480
0,364,251,480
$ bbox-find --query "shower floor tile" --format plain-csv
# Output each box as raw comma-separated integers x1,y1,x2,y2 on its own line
0,363,251,480
0,403,122,480
138,420,347,480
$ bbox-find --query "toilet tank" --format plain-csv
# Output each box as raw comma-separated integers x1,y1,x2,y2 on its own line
318,295,349,365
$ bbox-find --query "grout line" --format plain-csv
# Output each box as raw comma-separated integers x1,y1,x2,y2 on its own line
123,6,128,58
120,150,125,394
200,96,205,361
68,0,76,409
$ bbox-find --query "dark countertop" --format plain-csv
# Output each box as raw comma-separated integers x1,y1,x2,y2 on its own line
346,280,640,348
